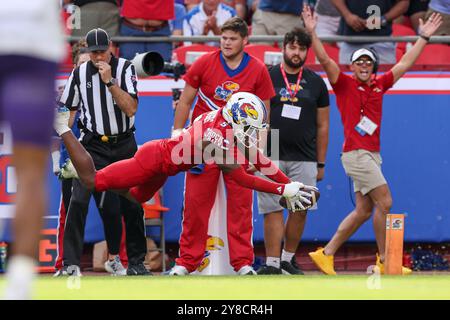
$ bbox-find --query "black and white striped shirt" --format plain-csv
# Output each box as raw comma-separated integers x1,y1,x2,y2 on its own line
59,55,138,136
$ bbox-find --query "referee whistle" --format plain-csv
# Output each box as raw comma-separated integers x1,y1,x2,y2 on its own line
101,135,109,143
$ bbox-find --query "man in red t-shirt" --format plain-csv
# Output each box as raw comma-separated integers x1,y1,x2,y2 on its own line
302,5,442,275
171,17,275,275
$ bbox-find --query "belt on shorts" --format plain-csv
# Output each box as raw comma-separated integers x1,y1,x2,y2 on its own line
122,18,168,32
93,131,134,144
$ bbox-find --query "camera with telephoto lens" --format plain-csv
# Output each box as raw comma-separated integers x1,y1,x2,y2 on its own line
163,61,186,81
131,51,186,80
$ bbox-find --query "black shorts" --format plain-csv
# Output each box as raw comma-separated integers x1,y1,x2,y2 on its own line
406,0,430,17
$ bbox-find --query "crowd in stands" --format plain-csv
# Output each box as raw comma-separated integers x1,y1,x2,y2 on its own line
61,0,449,68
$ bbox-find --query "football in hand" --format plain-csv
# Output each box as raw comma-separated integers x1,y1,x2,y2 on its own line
279,189,320,211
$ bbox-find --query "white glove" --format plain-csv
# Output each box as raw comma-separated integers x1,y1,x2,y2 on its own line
58,159,79,180
171,128,184,138
282,181,304,197
301,184,319,193
283,182,319,212
54,107,71,136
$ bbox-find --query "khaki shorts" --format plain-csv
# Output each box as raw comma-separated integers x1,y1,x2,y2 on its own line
341,150,387,196
257,161,317,214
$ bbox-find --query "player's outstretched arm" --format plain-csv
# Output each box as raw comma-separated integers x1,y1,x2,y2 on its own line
302,4,340,84
54,108,96,190
246,146,290,183
391,13,443,84
221,164,315,211
219,163,294,196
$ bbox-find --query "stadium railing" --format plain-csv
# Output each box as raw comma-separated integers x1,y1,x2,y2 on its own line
62,35,450,72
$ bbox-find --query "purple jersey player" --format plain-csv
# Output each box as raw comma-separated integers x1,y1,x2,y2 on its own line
0,0,65,299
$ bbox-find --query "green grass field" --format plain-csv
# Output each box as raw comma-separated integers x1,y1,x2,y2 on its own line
2,274,450,300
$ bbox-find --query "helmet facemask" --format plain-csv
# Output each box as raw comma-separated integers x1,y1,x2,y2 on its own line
234,124,262,148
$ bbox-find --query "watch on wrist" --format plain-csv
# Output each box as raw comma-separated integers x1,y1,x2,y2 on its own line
106,78,117,88
380,15,388,27
317,162,325,169
419,34,430,42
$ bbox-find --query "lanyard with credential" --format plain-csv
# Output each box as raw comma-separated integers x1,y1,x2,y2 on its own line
280,64,303,103
358,83,373,119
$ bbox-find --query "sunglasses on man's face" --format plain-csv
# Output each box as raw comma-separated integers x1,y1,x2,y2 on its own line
354,60,374,67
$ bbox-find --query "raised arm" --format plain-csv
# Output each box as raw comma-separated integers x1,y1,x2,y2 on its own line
391,13,443,84
97,61,138,117
302,4,341,84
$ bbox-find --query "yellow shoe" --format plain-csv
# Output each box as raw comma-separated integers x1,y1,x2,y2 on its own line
376,254,412,275
309,248,336,275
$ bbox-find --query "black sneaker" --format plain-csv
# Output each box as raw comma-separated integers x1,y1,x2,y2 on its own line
280,257,304,275
256,265,282,275
126,263,152,276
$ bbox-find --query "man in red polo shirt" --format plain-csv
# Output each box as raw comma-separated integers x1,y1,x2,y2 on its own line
302,5,442,275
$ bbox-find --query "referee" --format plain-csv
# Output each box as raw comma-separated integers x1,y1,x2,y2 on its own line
59,28,149,276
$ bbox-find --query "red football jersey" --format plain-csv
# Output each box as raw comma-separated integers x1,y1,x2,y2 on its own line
183,50,276,121
162,108,235,175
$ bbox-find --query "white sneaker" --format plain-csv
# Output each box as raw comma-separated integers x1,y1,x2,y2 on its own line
67,265,83,277
3,256,36,300
168,265,189,276
104,256,127,276
53,265,82,277
53,269,67,277
237,265,257,275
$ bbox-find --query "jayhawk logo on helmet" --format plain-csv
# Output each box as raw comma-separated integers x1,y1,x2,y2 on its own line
228,101,259,124
214,81,240,101
242,103,259,120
